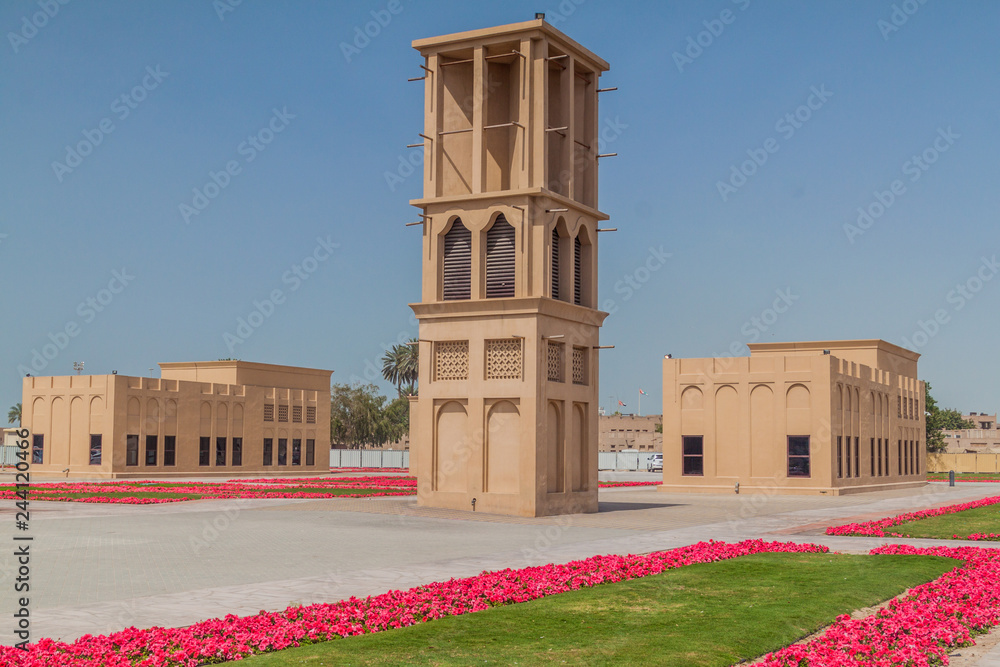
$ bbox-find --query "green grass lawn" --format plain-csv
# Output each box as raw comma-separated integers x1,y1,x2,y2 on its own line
227,552,957,667
892,504,1000,539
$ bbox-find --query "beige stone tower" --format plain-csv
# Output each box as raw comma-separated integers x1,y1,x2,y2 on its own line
407,17,611,517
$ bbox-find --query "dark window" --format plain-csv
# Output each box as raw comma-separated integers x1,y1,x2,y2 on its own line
897,440,902,475
788,436,810,477
277,438,287,465
216,437,227,466
163,436,176,466
870,438,876,477
854,437,860,478
199,437,210,466
232,437,242,466
126,434,139,466
292,438,302,466
485,215,515,298
442,220,472,300
573,236,582,305
550,227,560,299
682,436,703,476
306,439,315,466
89,435,102,465
915,441,920,474
145,435,158,466
884,437,890,476
877,438,882,477
31,434,44,464
836,436,842,479
263,438,273,466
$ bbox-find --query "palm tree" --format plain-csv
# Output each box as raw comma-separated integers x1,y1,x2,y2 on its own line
8,403,21,426
381,340,418,397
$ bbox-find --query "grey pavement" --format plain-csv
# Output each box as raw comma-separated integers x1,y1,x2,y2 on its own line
1,475,1000,663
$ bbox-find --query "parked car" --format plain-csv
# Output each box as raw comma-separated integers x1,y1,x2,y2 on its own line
647,453,663,472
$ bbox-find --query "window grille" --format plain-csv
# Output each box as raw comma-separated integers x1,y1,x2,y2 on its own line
547,342,564,382
292,406,302,423
486,339,522,379
306,406,316,424
435,341,469,380
572,347,586,385
278,405,288,422
263,404,274,422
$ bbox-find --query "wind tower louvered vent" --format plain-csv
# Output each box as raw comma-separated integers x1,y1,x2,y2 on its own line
485,215,515,298
573,235,582,305
442,220,472,300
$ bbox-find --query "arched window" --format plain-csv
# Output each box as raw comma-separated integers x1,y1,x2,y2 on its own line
442,219,471,300
485,215,515,298
550,227,560,299
573,235,582,305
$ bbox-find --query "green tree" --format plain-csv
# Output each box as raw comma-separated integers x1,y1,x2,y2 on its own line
7,403,21,426
924,383,975,452
330,383,409,449
381,340,418,397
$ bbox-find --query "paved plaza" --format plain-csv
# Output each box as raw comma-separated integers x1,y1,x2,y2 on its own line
2,473,1000,663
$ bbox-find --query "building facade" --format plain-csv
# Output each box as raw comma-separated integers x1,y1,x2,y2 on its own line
661,340,926,495
21,361,332,478
408,17,610,517
944,413,1000,453
599,414,662,452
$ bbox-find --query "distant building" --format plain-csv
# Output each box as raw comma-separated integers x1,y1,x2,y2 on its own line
661,340,926,495
21,361,332,478
943,412,1000,453
599,414,661,452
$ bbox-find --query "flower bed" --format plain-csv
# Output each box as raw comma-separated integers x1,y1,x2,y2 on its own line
0,477,417,504
0,540,826,666
825,495,1000,538
759,544,1000,666
597,481,661,488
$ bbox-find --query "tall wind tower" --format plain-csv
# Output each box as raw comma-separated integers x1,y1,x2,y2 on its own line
407,16,611,517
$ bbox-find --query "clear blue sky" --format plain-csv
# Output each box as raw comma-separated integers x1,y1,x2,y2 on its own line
2,0,998,419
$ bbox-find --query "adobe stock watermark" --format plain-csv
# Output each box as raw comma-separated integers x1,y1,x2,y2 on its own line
843,126,958,244
716,85,833,202
673,0,752,73
213,0,243,22
222,236,339,354
340,0,405,63
51,65,169,183
7,0,71,54
605,246,672,309
17,269,135,377
178,107,295,224
878,0,932,41
543,0,588,25
900,255,998,351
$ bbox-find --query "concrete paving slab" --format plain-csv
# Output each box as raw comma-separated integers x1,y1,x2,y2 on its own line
1,476,998,658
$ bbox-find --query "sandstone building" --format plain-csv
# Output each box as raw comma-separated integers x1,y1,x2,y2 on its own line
22,361,331,478
661,340,926,495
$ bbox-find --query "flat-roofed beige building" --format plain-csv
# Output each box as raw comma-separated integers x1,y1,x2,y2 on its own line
21,361,332,478
661,340,926,495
